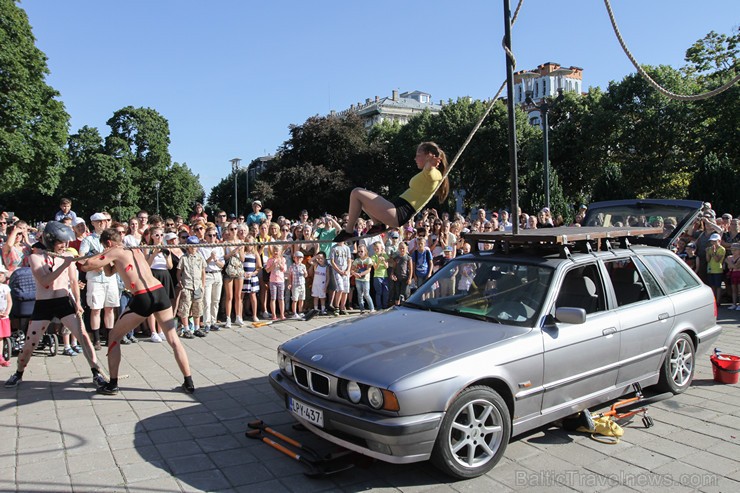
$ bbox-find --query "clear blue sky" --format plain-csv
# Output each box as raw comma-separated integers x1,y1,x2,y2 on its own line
21,0,739,198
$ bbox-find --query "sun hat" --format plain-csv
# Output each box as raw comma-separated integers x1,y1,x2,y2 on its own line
252,200,262,206
90,212,107,221
709,233,721,241
163,232,178,242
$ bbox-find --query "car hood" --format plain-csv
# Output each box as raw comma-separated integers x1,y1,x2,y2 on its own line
281,308,530,386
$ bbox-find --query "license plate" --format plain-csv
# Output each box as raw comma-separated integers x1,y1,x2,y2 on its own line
288,396,324,428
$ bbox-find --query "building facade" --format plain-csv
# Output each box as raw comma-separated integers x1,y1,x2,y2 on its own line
332,89,443,129
514,62,584,125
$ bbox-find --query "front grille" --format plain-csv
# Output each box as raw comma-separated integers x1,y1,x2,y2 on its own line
293,363,331,397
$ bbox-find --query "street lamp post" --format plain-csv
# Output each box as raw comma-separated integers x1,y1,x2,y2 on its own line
230,158,242,216
117,193,122,221
155,180,161,215
521,68,572,210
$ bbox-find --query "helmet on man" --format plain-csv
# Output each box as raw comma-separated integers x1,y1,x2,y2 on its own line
42,221,76,248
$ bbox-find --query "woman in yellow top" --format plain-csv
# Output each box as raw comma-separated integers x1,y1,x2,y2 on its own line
334,142,450,242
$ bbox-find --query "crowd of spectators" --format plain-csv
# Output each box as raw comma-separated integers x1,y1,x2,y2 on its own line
0,197,736,350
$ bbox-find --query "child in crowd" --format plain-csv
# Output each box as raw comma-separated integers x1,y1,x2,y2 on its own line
329,240,351,315
177,237,207,338
265,245,287,320
436,245,457,297
390,242,413,305
411,227,434,294
725,243,740,310
706,233,725,303
684,242,699,273
371,241,390,310
352,243,375,313
242,235,262,322
288,251,308,319
310,252,328,314
0,265,11,366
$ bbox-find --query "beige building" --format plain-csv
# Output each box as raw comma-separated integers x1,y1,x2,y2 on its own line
332,89,443,129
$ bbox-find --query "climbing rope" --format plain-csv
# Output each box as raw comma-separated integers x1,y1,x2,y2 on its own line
603,0,739,101
413,0,524,214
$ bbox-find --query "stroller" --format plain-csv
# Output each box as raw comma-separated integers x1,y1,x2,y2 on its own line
2,267,57,361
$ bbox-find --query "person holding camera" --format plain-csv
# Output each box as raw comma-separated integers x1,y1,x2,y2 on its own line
691,212,723,285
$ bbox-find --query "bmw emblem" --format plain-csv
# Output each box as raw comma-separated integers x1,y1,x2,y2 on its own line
311,354,323,362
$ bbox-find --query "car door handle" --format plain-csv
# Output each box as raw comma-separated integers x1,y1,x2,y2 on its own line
602,327,617,336
658,313,669,320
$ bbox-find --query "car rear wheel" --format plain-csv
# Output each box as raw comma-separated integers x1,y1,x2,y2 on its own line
656,333,694,394
431,386,510,479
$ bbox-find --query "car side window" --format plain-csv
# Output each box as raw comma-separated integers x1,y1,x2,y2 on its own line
555,264,605,314
641,254,701,294
604,258,649,307
633,257,664,299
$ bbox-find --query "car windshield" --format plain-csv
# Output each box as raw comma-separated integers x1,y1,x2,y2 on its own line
405,258,554,327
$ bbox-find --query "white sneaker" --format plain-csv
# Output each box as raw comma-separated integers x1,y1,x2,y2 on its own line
235,317,244,326
370,309,376,313
224,318,232,328
291,313,301,320
150,333,162,343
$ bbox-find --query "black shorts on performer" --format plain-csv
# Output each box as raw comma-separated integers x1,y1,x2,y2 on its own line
127,284,172,317
391,197,416,226
31,297,77,321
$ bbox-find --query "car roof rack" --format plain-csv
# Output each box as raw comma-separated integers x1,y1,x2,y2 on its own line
464,226,664,258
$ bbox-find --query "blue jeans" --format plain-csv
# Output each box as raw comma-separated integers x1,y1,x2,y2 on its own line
373,277,389,309
355,279,374,311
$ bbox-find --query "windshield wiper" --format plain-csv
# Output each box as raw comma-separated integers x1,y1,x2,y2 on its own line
401,300,428,310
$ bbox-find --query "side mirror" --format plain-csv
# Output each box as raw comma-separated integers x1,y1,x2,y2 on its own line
555,307,586,325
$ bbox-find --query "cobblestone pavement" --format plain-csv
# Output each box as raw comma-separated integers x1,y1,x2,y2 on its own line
1,309,738,493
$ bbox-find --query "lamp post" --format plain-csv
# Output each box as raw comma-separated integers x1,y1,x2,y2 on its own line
154,181,161,214
520,68,572,210
116,193,122,221
230,158,242,216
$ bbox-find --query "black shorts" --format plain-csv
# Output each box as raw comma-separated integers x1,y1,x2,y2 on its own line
391,197,416,226
128,285,172,317
31,297,77,321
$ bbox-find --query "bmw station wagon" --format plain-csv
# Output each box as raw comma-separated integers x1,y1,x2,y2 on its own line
269,200,721,478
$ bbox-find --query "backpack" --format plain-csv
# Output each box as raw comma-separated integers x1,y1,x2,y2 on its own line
9,267,36,318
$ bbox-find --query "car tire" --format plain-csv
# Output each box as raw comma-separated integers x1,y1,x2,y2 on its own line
656,333,694,394
431,386,511,479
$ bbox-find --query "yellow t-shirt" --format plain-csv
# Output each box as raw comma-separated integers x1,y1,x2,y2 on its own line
399,167,443,211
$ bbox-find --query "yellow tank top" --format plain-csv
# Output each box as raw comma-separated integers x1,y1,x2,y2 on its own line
399,167,443,211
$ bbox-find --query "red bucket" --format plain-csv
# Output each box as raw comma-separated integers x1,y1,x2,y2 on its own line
710,354,740,384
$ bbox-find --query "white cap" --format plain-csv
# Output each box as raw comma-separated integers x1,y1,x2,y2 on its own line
90,212,107,221
73,217,85,226
709,233,721,241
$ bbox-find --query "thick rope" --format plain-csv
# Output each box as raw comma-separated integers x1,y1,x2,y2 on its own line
413,0,524,214
603,0,739,101
49,237,338,262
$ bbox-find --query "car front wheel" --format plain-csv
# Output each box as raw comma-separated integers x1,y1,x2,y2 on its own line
431,386,511,479
657,333,695,394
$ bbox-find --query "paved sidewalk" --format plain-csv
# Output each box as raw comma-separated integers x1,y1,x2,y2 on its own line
1,309,739,493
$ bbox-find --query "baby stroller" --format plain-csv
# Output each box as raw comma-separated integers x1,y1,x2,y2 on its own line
3,267,57,361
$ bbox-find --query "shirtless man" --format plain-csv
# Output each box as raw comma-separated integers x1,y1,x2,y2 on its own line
79,228,194,394
5,221,108,388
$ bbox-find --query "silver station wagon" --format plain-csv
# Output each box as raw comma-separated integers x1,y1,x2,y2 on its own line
269,200,722,479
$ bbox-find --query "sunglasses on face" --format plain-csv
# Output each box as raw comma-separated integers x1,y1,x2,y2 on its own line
179,235,189,239
229,227,238,231
195,227,204,231
153,234,163,237
166,222,174,226
282,229,290,232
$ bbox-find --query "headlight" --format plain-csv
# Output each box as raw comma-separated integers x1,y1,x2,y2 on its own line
277,352,293,377
347,381,361,403
367,386,384,409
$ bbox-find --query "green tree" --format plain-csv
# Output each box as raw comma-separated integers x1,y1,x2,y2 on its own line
105,106,172,215
0,0,69,194
687,153,739,214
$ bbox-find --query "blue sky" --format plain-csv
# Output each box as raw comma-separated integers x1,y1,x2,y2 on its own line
21,0,739,198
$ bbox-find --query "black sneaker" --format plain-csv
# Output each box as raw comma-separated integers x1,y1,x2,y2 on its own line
5,373,22,388
339,309,348,315
193,329,207,338
93,374,109,387
332,230,356,242
182,382,195,394
96,384,119,395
